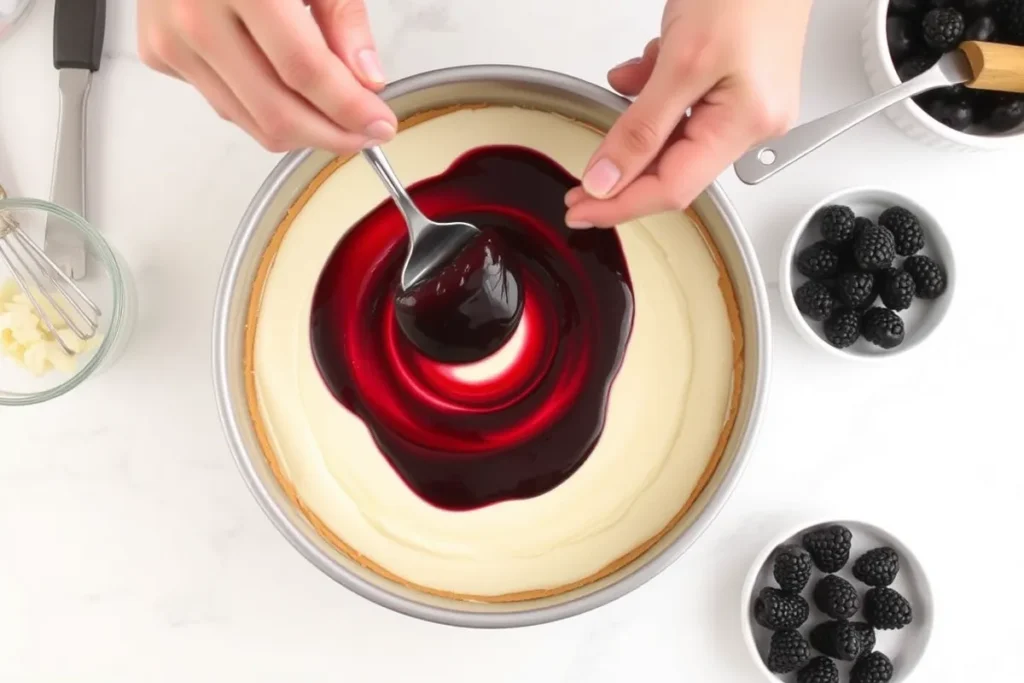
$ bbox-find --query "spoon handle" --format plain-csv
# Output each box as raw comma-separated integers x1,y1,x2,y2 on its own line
962,40,1024,93
733,51,970,185
361,146,431,236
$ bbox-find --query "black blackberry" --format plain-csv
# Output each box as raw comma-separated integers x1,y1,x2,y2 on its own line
903,254,947,298
887,16,916,63
996,0,1024,43
862,308,906,349
973,90,1009,120
814,574,861,619
851,622,877,657
754,587,810,630
985,97,1024,132
802,524,852,572
810,620,863,661
923,8,966,49
879,268,916,311
837,271,878,309
898,55,937,83
853,547,901,586
797,241,841,280
965,14,997,41
926,96,974,131
854,217,874,234
794,281,837,322
767,629,811,674
824,309,862,349
853,226,896,271
819,205,858,245
773,544,814,593
798,656,839,683
851,652,895,683
865,587,913,630
878,206,925,256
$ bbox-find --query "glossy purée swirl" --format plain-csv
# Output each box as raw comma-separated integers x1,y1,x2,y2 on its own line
310,146,635,511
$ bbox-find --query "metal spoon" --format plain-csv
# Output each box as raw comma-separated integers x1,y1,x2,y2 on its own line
361,145,480,291
734,40,1024,185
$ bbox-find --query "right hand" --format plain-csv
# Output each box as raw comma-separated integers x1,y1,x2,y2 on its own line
138,0,398,155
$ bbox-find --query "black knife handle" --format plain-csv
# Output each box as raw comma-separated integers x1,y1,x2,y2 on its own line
54,0,107,71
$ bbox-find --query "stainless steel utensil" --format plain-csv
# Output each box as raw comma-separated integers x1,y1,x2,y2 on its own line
361,145,480,290
0,183,101,355
734,49,974,185
44,0,106,280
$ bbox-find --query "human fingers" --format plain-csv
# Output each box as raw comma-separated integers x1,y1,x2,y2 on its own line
578,41,716,201
310,0,387,90
238,0,396,142
178,4,373,153
566,93,770,227
138,5,257,131
606,38,660,97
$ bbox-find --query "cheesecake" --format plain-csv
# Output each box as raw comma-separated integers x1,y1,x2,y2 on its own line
245,105,744,601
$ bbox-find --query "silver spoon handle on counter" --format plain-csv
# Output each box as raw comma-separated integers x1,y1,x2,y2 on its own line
734,49,973,186
361,146,433,240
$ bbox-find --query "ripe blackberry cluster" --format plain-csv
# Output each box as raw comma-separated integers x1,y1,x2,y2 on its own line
752,525,915,683
887,0,1024,133
793,203,948,351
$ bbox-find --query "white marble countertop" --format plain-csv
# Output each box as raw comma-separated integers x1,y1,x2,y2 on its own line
0,0,1020,680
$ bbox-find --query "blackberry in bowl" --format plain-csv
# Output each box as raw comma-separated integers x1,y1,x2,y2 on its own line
741,519,934,683
780,187,955,361
863,0,1024,150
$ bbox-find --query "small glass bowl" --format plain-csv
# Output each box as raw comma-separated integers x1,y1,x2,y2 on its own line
0,197,136,405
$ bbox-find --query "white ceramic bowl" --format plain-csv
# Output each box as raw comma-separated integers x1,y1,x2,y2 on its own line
741,519,934,683
780,187,955,362
862,0,1024,151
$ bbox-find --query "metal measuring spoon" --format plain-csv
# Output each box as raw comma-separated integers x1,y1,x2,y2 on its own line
734,41,1024,185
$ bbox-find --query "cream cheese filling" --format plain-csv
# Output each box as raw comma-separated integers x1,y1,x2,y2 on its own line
253,107,735,597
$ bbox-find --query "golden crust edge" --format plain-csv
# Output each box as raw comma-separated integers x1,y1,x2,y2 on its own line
240,104,746,603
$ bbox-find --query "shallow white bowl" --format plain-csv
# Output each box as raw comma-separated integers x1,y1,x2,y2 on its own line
779,187,955,362
862,0,1024,151
741,519,934,683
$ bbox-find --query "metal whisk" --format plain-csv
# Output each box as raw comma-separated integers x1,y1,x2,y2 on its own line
0,184,101,356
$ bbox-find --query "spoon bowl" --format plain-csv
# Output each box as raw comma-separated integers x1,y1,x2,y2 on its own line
399,219,480,291
360,145,525,361
361,146,481,290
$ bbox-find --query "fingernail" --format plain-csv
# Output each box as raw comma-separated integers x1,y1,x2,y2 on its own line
365,119,397,141
566,219,594,229
362,139,386,149
611,57,642,70
582,158,621,198
357,49,386,85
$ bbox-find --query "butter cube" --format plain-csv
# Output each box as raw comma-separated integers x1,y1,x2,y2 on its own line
5,342,25,365
46,341,77,373
4,301,32,316
0,279,18,303
23,343,50,376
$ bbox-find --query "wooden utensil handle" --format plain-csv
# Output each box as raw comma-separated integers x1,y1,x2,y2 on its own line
962,41,1024,94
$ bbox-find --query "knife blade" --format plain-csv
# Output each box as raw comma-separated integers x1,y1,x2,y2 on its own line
44,0,105,280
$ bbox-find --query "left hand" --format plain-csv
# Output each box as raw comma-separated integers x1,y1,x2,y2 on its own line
565,0,813,228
